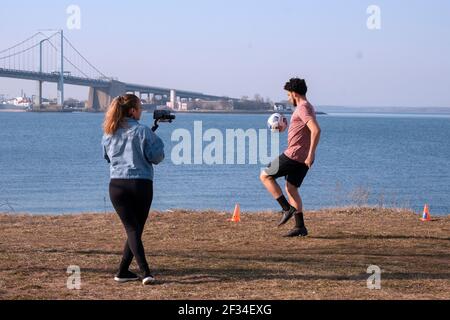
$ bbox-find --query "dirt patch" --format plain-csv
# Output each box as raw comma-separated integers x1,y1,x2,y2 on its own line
0,208,449,300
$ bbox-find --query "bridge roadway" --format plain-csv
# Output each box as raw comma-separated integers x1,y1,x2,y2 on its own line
0,67,234,107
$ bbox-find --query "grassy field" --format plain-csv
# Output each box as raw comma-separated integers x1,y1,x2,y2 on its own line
0,208,449,300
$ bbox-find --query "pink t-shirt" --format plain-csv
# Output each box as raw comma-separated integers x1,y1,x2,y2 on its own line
284,101,316,163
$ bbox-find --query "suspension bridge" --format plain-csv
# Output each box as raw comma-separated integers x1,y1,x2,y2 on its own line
0,31,234,110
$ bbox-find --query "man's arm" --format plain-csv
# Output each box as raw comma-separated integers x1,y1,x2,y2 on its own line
305,118,321,168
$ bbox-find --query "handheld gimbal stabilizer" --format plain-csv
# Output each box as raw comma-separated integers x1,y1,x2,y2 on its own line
151,110,176,132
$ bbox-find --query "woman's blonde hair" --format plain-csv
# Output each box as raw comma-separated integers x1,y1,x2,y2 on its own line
103,94,141,135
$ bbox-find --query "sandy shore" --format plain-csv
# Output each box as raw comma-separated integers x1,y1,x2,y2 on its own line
0,207,449,300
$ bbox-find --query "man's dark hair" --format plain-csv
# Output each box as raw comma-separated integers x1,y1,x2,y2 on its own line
284,78,308,95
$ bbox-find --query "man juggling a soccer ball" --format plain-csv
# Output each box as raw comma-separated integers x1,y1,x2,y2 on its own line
260,78,321,237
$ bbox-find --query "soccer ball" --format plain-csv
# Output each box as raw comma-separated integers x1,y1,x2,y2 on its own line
267,113,288,133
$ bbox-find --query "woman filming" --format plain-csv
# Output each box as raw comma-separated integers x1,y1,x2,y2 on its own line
102,94,164,285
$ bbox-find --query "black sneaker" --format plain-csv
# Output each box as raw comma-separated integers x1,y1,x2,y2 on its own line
278,206,297,227
114,270,140,283
283,226,309,238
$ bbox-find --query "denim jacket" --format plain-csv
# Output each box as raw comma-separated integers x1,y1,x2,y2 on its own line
102,118,165,180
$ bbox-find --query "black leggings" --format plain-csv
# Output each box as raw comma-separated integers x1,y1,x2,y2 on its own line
109,179,153,276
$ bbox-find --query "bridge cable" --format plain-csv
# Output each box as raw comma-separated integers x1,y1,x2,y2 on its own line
63,36,107,78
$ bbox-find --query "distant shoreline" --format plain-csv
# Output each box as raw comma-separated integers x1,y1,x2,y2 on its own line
319,106,450,114
173,110,327,115
2,108,450,115
0,109,26,113
1,109,329,115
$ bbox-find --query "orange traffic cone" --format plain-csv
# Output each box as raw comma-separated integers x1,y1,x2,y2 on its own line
229,204,241,222
420,204,431,222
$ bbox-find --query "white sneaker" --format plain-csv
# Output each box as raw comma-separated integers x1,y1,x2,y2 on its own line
142,275,156,285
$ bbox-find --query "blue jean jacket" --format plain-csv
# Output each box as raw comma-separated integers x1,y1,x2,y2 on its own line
102,118,165,180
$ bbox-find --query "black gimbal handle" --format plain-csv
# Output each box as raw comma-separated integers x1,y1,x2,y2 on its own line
151,120,159,132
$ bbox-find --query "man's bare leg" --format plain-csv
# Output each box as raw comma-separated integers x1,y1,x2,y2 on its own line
260,172,298,227
260,172,295,218
260,172,283,199
284,182,308,237
285,182,303,212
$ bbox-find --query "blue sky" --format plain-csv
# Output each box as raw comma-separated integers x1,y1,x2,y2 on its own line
1,0,449,107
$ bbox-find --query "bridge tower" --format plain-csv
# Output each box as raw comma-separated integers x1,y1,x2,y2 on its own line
57,30,64,108
35,37,47,110
34,30,64,110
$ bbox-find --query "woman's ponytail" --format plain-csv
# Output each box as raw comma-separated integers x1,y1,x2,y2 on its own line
103,94,140,135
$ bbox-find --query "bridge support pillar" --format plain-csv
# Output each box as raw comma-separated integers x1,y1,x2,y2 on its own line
86,80,126,111
34,80,43,110
57,81,64,110
169,89,177,109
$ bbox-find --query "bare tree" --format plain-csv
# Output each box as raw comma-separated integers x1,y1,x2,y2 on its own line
254,94,264,102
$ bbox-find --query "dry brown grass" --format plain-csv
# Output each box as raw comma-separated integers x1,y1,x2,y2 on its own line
0,207,449,300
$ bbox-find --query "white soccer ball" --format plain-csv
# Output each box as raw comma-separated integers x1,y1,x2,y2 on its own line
267,113,288,133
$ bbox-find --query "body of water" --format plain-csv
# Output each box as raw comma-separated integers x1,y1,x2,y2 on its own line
0,111,449,215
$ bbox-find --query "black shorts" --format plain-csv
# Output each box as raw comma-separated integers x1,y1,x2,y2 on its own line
264,154,309,188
